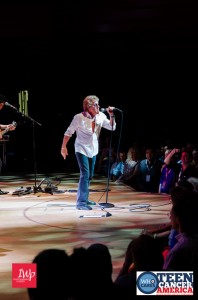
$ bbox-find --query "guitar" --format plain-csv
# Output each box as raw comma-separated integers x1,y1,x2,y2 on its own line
0,121,17,137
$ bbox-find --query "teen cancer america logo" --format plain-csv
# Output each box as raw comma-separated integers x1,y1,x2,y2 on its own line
12,263,37,288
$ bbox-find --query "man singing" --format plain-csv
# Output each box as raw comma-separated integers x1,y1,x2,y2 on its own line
61,95,116,210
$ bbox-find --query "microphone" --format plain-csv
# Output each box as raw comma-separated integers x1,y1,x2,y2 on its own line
100,107,122,113
5,102,18,110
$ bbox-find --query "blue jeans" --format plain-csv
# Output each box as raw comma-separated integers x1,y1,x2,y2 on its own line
75,152,96,206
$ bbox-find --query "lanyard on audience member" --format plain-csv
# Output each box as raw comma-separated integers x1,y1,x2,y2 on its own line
146,160,155,173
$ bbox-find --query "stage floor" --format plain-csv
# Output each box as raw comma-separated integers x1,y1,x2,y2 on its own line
0,171,171,300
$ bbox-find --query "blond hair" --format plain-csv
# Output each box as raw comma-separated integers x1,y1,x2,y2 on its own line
83,95,99,111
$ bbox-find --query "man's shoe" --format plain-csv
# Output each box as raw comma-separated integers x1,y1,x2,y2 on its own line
76,204,92,210
87,200,96,205
0,189,9,195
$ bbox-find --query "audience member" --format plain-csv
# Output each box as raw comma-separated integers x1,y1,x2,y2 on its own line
115,234,164,297
27,248,71,300
158,148,180,194
86,243,127,299
135,146,163,192
192,148,198,170
115,146,140,184
164,149,198,187
110,150,127,181
69,247,88,300
163,187,198,272
145,182,195,254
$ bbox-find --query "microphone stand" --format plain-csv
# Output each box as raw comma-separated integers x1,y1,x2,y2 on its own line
8,106,42,193
99,115,115,208
30,117,43,193
99,109,123,209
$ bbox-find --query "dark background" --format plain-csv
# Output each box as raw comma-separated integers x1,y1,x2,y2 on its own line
0,1,198,173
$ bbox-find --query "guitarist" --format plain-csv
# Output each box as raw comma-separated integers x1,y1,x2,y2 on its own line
0,98,16,138
0,96,16,194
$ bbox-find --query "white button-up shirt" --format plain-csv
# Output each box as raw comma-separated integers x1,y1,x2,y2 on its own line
64,112,116,158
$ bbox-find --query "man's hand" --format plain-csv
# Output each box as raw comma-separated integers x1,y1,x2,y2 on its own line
106,106,115,115
7,123,16,131
61,147,68,160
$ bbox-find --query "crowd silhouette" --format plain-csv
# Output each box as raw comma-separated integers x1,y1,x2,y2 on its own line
27,138,198,298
